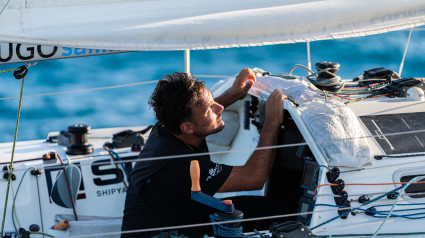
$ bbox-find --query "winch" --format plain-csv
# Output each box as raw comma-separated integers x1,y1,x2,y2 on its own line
66,124,93,155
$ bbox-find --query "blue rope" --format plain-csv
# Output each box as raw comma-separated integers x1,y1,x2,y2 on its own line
314,204,425,219
310,186,403,231
110,150,130,178
371,175,425,238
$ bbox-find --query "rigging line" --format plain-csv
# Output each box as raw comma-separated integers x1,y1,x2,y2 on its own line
372,203,425,208
103,145,128,189
288,64,315,75
0,74,229,101
314,181,425,196
0,68,19,74
339,160,425,175
0,75,26,238
99,128,425,165
0,80,159,101
49,195,425,238
57,154,78,221
35,173,45,238
371,175,425,238
311,186,404,231
60,198,425,238
316,198,425,211
111,150,131,179
0,0,13,16
11,167,33,234
6,134,425,175
60,209,332,238
29,232,54,237
314,203,425,215
5,126,425,172
10,180,20,233
195,74,233,78
314,231,425,237
315,191,425,202
6,127,425,174
398,27,413,77
313,181,425,231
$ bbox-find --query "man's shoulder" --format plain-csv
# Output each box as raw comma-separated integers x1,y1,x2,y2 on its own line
139,123,189,158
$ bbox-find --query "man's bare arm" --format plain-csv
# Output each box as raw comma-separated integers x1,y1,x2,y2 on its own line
218,89,286,192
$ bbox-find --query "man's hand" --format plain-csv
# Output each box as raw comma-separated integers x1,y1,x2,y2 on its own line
229,68,256,101
214,68,256,108
264,89,287,128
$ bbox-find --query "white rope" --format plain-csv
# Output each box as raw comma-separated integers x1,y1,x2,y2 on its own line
0,80,159,101
26,61,39,68
58,209,331,238
56,196,425,238
0,75,232,101
196,74,233,78
4,127,425,173
398,27,413,77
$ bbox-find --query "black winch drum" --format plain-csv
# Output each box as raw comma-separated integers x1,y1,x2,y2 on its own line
66,124,94,155
315,61,340,79
314,61,342,91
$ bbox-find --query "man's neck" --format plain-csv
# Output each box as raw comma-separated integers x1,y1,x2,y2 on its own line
173,133,204,148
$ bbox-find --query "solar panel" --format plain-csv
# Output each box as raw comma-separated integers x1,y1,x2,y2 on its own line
360,112,425,154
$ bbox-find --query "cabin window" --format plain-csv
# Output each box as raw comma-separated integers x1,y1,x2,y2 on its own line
360,112,425,155
400,175,425,198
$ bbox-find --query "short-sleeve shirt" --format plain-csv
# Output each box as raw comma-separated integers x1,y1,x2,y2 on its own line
122,123,233,234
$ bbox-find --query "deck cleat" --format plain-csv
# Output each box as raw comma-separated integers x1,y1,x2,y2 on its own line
337,201,351,219
365,207,377,216
334,190,348,205
387,191,399,200
326,167,340,183
358,195,371,204
331,179,345,195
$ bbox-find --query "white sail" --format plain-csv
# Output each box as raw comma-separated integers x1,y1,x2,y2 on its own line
0,0,425,51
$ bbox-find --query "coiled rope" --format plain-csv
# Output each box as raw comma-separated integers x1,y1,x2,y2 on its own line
288,64,345,93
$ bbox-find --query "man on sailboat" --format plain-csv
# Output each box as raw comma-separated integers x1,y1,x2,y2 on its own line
121,68,288,237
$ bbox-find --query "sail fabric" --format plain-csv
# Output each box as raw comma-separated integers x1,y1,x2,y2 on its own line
249,75,371,168
0,0,425,51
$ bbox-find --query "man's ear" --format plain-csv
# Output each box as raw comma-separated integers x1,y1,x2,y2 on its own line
180,122,194,134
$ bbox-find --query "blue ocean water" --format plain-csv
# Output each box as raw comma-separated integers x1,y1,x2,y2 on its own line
0,30,424,143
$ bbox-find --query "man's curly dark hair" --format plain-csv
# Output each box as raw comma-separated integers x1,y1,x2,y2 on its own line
149,72,206,134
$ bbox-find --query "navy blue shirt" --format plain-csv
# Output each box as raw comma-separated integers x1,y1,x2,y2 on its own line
122,123,232,237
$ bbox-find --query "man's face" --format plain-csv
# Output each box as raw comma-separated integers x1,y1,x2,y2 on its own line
190,89,225,137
